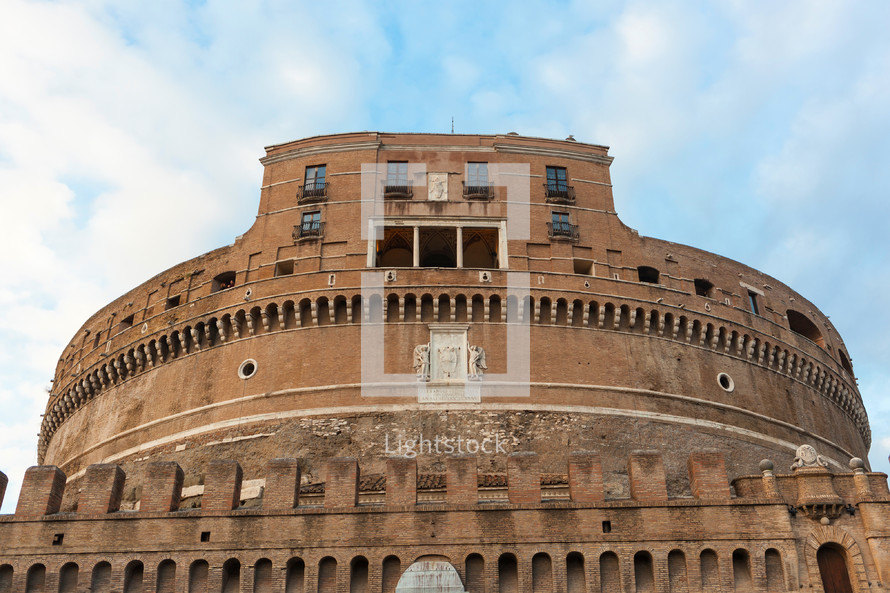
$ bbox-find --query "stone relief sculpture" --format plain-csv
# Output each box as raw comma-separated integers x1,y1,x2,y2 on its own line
438,345,459,378
791,444,828,469
468,345,487,380
413,343,430,382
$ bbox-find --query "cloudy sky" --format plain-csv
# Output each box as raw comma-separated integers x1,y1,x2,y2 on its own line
1,0,888,512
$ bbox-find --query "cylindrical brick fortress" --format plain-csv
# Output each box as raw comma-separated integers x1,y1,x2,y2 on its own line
40,132,867,503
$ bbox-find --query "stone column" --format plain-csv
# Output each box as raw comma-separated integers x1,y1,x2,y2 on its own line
456,226,464,268
413,226,420,267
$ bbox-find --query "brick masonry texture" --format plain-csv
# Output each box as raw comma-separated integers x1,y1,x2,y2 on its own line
1,133,885,593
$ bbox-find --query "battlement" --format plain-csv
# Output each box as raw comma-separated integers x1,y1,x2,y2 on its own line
3,449,887,519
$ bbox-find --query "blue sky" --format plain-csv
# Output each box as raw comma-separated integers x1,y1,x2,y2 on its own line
1,0,889,512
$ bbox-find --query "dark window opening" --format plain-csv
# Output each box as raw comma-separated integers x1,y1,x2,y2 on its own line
92,332,102,350
297,211,324,239
602,520,612,533
638,266,660,284
119,314,135,330
573,259,593,275
200,531,211,542
694,278,714,297
52,533,64,545
544,166,574,202
748,291,760,315
275,259,295,276
165,295,181,310
548,211,578,241
301,165,327,201
787,309,825,348
212,272,236,293
376,227,413,267
839,350,854,376
385,161,412,198
464,162,493,199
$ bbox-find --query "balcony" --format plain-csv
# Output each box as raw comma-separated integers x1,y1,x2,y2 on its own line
293,221,325,241
384,183,413,199
463,182,494,200
547,222,579,242
544,183,575,204
298,181,329,204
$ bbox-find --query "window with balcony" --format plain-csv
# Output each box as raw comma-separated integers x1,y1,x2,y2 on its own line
295,211,324,240
548,211,578,241
464,162,493,199
385,161,412,198
545,166,574,203
300,165,328,203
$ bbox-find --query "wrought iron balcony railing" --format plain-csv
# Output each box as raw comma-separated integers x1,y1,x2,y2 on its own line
298,181,329,203
544,183,575,204
383,183,413,199
463,182,494,200
547,222,579,242
293,221,325,241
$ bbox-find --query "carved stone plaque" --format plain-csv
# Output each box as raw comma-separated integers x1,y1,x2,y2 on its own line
427,172,448,201
429,324,468,382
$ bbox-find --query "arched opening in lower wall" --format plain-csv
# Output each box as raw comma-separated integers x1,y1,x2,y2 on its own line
599,552,620,593
123,561,144,593
817,544,854,593
532,553,553,593
566,553,586,593
58,563,79,593
157,560,176,593
395,559,466,593
498,554,518,593
221,559,240,593
318,557,337,593
634,552,655,593
25,564,45,593
0,565,12,593
286,558,305,593
351,557,369,593
92,562,112,593
732,549,753,591
255,559,273,593
189,560,209,593
383,556,402,593
765,549,785,592
667,550,687,593
700,550,719,593
465,554,484,593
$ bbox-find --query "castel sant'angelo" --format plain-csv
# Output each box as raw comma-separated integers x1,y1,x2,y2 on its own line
0,132,887,593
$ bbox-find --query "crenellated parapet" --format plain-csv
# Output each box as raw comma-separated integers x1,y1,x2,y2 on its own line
1,447,888,592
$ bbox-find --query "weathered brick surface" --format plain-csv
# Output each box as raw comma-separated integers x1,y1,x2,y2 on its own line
263,458,301,510
78,463,126,514
446,455,477,505
688,451,731,500
325,457,359,508
508,452,540,504
628,451,668,502
15,465,66,516
202,460,243,511
140,461,184,512
568,451,604,503
386,457,417,506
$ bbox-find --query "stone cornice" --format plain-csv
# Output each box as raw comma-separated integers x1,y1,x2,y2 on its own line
493,143,615,166
259,140,382,166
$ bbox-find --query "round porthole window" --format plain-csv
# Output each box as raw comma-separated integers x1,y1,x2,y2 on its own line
238,359,258,380
717,372,734,392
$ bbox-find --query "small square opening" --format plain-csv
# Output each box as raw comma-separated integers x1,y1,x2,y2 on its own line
200,531,211,542
602,520,612,533
52,533,64,545
275,259,295,276
165,295,181,310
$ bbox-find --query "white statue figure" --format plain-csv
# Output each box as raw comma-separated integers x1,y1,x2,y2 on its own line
438,345,458,378
468,345,487,380
413,343,430,381
791,444,828,470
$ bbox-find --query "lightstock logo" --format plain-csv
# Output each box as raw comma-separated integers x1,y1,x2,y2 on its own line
359,161,532,403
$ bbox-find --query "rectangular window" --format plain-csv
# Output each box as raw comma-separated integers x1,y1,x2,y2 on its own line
550,211,575,239
300,211,322,237
546,166,568,191
748,290,760,315
387,161,408,185
305,164,326,187
467,162,489,185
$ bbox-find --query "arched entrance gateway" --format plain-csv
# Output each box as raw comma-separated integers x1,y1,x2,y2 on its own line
395,558,467,593
817,545,854,593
